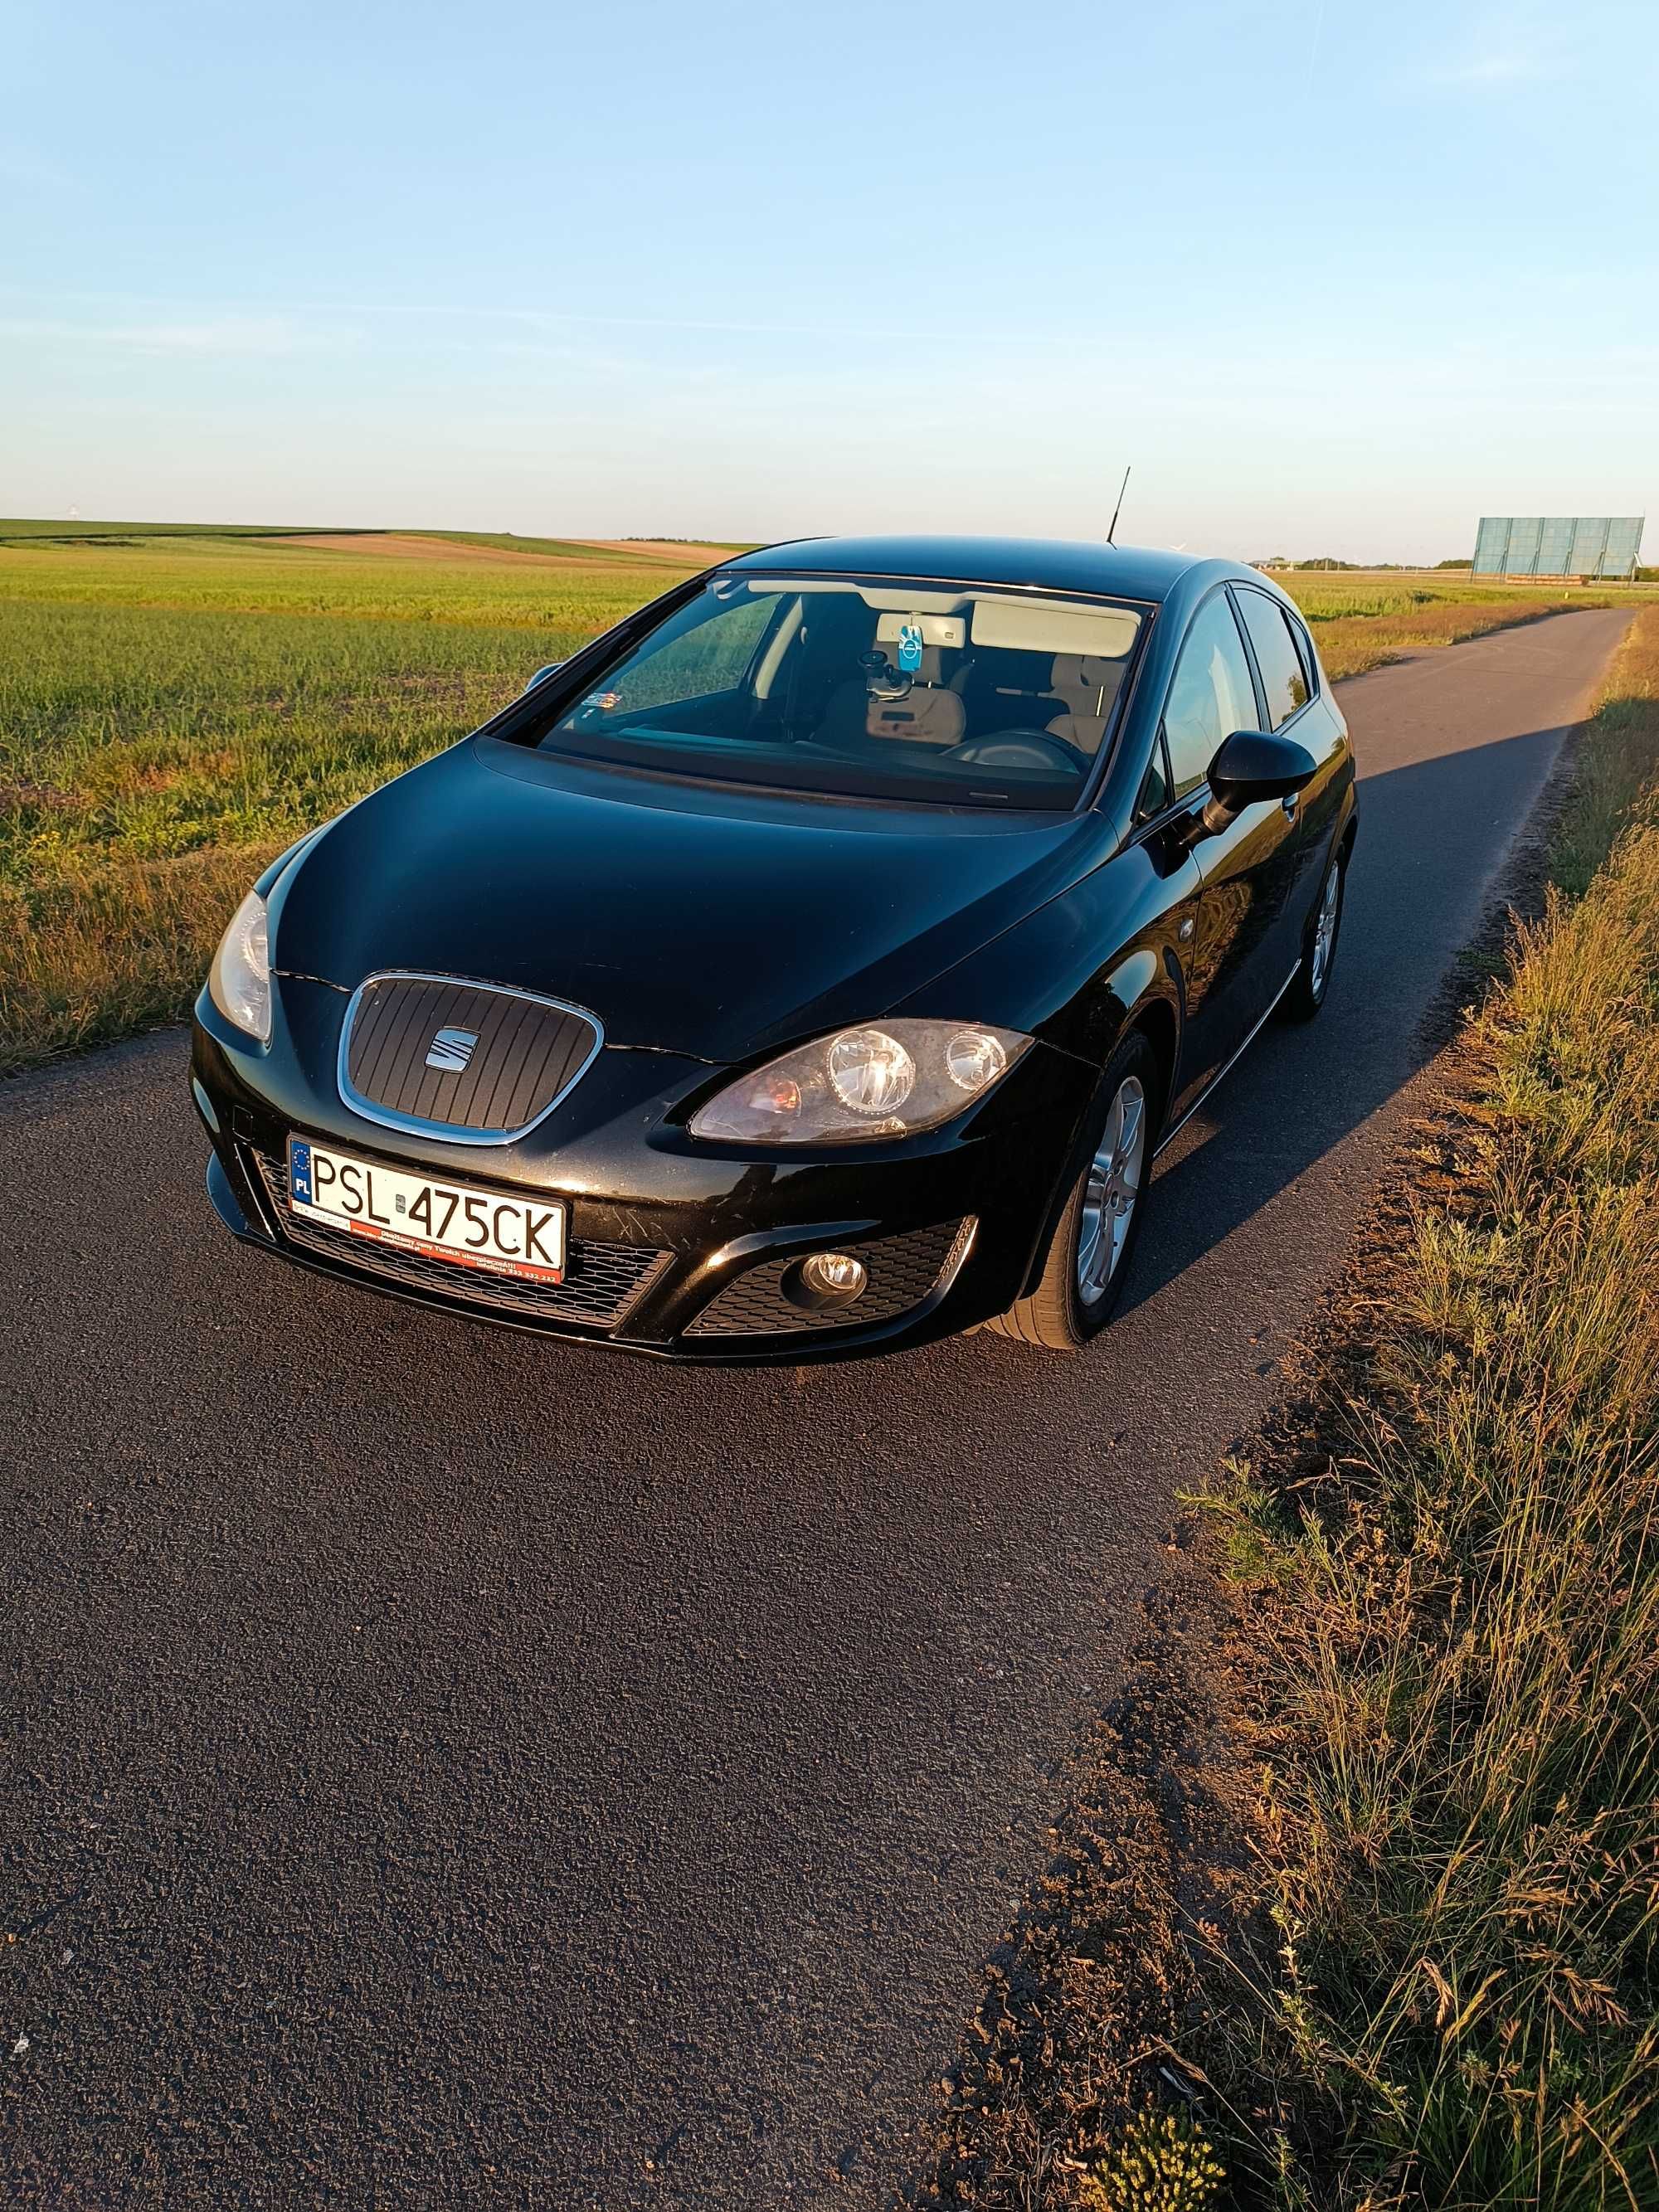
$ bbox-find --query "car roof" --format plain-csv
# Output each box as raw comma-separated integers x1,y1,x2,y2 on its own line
722,533,1207,604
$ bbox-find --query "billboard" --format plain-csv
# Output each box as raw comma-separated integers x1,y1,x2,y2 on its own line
1472,516,1644,580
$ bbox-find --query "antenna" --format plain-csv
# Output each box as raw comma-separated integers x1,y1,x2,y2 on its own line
1106,464,1131,545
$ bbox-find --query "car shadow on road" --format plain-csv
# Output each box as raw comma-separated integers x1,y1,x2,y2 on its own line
1114,720,1570,1319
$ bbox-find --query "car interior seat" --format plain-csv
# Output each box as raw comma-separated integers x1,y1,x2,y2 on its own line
1044,654,1128,754
818,641,966,751
954,647,1068,741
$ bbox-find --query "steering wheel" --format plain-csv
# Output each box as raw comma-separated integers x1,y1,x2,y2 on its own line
940,729,1087,774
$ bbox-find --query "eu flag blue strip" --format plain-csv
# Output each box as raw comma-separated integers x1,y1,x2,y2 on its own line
289,1138,313,1205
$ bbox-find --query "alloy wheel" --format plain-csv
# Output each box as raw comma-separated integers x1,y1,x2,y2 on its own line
1077,1073,1147,1304
1310,857,1341,998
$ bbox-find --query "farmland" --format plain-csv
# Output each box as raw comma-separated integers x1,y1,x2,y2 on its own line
1,525,1651,1072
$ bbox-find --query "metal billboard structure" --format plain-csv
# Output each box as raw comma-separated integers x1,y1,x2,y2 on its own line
1472,516,1644,580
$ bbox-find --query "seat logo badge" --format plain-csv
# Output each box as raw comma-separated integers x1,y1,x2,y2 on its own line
425,1025,479,1073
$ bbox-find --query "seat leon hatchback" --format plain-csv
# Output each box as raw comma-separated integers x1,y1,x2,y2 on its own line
192,535,1355,1361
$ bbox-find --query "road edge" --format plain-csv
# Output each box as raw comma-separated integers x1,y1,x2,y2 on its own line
903,608,1638,2210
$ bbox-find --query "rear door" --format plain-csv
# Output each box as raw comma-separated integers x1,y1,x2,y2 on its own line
1230,582,1331,952
1159,587,1302,1111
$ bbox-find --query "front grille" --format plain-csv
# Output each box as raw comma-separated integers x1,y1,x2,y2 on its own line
684,1218,973,1339
254,1150,670,1330
340,974,600,1138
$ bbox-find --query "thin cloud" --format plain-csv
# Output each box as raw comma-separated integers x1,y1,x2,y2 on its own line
0,144,78,191
1434,46,1549,85
0,313,353,357
0,283,992,352
1425,5,1564,90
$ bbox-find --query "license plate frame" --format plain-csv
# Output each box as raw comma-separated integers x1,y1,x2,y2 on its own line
286,1137,567,1283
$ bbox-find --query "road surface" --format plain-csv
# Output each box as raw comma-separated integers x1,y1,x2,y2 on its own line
1,609,1630,2205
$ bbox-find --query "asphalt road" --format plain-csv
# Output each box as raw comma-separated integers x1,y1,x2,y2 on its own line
2,608,1631,2207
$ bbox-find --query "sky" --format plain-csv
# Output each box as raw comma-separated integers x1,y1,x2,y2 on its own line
2,0,1656,562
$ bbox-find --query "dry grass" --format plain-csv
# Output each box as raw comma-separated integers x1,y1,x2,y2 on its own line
1190,605,1659,2207
1271,572,1657,683
0,845,283,1067
1306,596,1605,683
913,610,1659,2212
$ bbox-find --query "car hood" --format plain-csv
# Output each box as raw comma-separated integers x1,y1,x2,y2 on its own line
270,737,1107,1062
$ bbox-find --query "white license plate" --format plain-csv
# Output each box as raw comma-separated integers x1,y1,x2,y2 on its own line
287,1138,566,1282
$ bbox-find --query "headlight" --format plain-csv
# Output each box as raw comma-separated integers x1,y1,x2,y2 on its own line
689,1018,1030,1144
207,887,271,1043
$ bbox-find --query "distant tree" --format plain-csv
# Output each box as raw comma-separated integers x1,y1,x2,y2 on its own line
1435,558,1472,570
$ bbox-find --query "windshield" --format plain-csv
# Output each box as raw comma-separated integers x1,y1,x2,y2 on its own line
523,573,1146,809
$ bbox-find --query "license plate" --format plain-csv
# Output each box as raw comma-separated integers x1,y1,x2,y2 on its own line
286,1138,566,1283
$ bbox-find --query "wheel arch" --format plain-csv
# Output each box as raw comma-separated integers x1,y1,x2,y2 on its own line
1118,991,1178,1134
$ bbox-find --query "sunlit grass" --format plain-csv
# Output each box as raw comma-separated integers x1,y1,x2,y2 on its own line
1191,605,1659,2207
0,533,677,629
1277,573,1651,682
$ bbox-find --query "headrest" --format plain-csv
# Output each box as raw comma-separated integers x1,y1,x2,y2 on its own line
1049,654,1125,703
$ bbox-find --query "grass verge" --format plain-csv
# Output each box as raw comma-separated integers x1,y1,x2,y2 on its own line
1191,602,1659,2208
1304,592,1627,683
918,605,1659,2209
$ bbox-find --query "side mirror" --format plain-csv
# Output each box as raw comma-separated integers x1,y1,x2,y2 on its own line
523,662,563,693
1185,730,1316,843
1208,728,1316,808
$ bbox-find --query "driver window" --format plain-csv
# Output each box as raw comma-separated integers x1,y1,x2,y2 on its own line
1160,594,1258,799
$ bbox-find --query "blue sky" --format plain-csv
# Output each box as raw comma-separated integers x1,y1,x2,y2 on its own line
3,0,1655,561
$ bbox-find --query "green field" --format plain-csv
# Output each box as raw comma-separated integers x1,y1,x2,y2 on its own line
0,517,374,543
2,526,1652,1073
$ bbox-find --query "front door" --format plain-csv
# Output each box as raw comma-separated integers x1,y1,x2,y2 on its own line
1160,588,1302,1114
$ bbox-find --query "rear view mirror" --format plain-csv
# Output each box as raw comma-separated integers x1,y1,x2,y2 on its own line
524,662,563,693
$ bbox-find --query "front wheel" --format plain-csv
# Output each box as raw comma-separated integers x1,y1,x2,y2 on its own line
985,1031,1159,1351
1281,843,1345,1022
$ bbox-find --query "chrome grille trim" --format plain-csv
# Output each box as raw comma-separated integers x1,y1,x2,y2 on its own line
336,970,604,1145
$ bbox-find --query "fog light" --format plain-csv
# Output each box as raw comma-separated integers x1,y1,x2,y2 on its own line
785,1250,869,1313
803,1252,866,1298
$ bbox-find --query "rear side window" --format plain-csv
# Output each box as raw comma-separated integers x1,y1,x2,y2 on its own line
1160,592,1258,799
1234,589,1311,730
1288,611,1319,698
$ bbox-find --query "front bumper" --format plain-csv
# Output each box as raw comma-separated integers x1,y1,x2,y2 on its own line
192,977,1097,1364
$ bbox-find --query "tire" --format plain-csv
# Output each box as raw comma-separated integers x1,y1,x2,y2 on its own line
1281,841,1345,1023
985,1030,1160,1351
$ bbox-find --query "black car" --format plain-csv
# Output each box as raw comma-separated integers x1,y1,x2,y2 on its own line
192,536,1355,1360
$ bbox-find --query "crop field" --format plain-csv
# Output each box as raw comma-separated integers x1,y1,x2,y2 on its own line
1,525,1652,1073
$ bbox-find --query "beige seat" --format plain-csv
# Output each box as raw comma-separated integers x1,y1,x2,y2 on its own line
1045,654,1126,752
821,644,966,751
